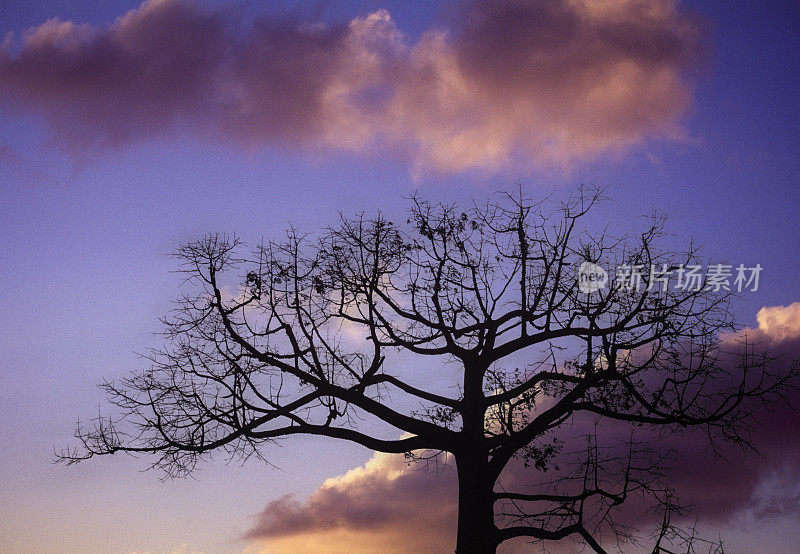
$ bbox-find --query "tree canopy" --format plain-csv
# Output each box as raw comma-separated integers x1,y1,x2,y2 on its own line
62,188,796,553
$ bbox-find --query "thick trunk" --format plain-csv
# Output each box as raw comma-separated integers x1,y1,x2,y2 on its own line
454,452,497,553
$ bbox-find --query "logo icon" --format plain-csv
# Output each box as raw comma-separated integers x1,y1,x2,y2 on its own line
577,261,608,294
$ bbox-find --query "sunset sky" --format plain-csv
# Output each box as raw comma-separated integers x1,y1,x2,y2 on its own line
1,1,799,552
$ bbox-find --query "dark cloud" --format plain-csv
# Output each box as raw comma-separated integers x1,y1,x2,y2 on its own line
0,0,704,173
667,306,800,521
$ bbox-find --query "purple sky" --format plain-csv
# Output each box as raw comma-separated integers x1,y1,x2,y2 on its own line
0,1,799,552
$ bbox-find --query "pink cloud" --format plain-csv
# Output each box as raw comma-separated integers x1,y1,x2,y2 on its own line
0,0,703,173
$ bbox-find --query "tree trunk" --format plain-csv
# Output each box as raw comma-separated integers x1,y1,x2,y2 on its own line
454,451,497,553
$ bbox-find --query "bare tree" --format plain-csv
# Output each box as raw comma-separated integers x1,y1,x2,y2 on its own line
61,188,795,553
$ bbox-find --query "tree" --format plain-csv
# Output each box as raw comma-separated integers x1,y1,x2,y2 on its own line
62,188,794,553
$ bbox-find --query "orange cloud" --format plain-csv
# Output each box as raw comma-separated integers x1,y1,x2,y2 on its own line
244,451,458,553
0,0,703,174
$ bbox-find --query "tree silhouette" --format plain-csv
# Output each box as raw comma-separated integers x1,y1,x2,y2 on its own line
61,188,794,553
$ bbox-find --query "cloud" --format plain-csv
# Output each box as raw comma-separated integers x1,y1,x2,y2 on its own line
666,304,800,522
244,303,800,551
0,0,704,174
0,0,229,152
245,451,458,553
756,302,800,343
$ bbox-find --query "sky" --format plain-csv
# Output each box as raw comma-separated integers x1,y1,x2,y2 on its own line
0,0,798,552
